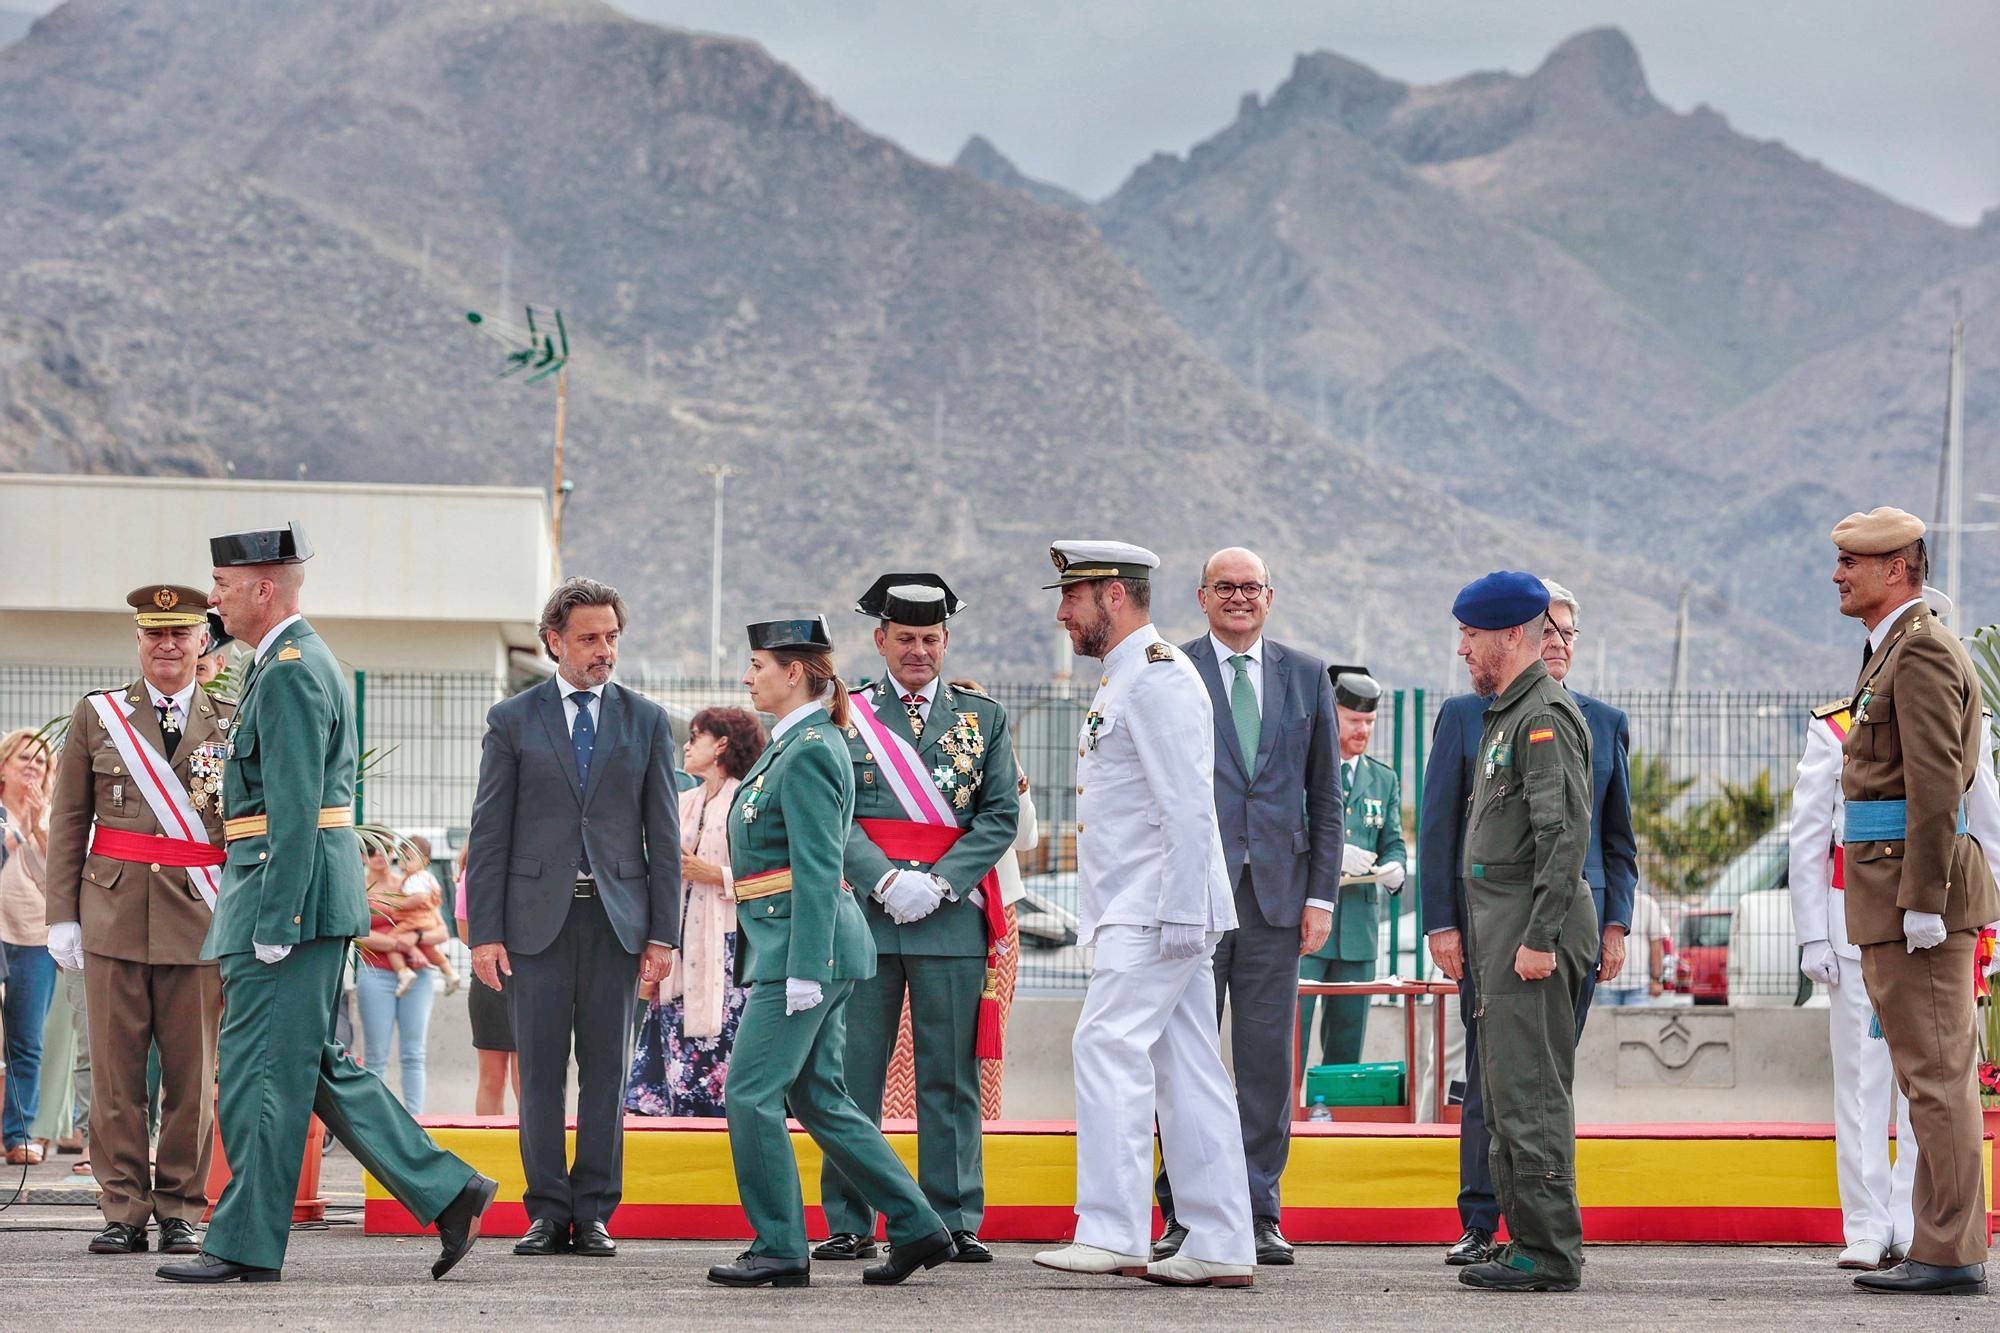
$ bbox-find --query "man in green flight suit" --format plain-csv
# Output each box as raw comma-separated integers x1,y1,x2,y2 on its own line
159,524,496,1284
1440,571,1596,1294
1298,667,1407,1065
817,574,1019,1264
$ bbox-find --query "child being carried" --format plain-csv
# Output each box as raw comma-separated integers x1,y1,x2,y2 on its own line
367,835,462,998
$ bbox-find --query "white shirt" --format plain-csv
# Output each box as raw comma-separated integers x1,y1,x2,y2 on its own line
771,700,823,741
1607,892,1668,992
884,673,939,728
1209,634,1264,714
558,678,606,734
1865,596,1925,655
254,612,305,663
145,679,199,729
1074,624,1235,945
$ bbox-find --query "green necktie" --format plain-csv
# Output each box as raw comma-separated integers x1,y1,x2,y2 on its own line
1343,760,1354,795
1228,653,1260,781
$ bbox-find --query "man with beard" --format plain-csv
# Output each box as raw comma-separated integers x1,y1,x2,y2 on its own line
1031,541,1253,1289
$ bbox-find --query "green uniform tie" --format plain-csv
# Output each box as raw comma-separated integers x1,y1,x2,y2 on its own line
1229,653,1260,780
1343,760,1354,795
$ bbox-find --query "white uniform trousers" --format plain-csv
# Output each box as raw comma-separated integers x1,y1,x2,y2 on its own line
1827,967,1916,1249
1071,924,1254,1265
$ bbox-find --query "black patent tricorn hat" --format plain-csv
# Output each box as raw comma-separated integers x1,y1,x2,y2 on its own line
747,616,834,651
210,522,314,567
854,573,962,626
1329,663,1383,713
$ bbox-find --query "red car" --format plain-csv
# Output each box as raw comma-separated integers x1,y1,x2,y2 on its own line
1672,908,1732,1004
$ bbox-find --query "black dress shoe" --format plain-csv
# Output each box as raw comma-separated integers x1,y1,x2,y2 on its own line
1457,1252,1579,1292
573,1220,617,1257
1445,1226,1495,1266
863,1228,957,1285
949,1230,993,1263
1854,1260,1988,1295
1151,1220,1189,1260
432,1173,499,1280
90,1222,147,1254
812,1232,879,1261
156,1252,281,1283
513,1218,570,1256
1253,1217,1295,1266
157,1218,201,1255
708,1250,811,1287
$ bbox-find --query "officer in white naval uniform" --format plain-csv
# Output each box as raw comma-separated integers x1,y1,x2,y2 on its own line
1030,540,1254,1289
1790,585,2000,1271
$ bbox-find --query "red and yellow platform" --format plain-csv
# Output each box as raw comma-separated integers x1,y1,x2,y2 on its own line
364,1117,1994,1245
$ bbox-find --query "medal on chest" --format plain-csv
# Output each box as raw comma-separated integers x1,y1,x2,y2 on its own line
739,774,766,824
188,742,228,812
1482,740,1511,779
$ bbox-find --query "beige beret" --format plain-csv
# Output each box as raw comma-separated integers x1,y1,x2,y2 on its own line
1830,506,1925,555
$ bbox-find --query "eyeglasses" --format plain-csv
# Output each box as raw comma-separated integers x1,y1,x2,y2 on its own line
1543,625,1579,646
1204,582,1269,601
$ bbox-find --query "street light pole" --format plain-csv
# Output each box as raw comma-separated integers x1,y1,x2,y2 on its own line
699,463,735,680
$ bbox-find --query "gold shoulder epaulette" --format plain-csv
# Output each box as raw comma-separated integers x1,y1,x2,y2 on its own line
1810,697,1851,720
1145,642,1176,664
947,678,991,697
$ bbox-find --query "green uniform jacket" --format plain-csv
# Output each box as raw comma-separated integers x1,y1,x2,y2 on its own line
1462,661,1596,962
841,682,1020,957
203,618,368,959
728,703,876,985
1315,755,1406,963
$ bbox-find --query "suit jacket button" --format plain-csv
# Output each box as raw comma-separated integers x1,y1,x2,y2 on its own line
259,851,268,860
293,915,302,924
113,765,123,774
151,862,162,873
766,904,775,914
910,860,922,868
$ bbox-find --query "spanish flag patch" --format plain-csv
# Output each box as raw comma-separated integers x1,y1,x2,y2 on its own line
1527,727,1555,744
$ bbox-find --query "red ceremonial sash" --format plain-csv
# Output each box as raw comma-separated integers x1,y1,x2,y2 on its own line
858,816,1008,1060
89,826,227,869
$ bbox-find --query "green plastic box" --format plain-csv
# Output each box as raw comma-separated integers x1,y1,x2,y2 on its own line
1305,1061,1405,1107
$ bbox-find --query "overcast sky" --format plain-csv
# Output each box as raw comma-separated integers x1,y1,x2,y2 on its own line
607,0,2000,227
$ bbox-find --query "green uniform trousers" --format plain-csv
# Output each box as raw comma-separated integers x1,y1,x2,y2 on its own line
205,938,474,1271
1470,937,1592,1284
725,978,943,1260
821,953,985,1236
1296,956,1371,1067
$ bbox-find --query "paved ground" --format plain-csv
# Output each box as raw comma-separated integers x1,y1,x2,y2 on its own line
2,1149,1987,1330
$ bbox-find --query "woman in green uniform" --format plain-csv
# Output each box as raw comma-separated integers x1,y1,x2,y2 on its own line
706,616,956,1289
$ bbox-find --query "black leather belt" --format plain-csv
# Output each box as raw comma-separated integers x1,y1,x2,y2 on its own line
574,876,597,899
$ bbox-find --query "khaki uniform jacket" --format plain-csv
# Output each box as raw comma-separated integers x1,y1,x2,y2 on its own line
44,679,235,965
1839,600,2000,944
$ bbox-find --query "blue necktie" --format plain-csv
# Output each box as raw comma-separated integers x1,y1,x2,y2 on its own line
571,691,595,875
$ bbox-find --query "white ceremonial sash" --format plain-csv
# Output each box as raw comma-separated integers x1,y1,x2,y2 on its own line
86,693,219,908
849,687,956,827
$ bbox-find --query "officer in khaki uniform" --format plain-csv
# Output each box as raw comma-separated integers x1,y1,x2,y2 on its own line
1299,666,1407,1066
1445,572,1596,1293
158,524,495,1284
1830,507,2000,1297
44,585,232,1256
818,574,1018,1264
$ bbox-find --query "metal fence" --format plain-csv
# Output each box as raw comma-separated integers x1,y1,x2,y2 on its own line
0,663,1832,1002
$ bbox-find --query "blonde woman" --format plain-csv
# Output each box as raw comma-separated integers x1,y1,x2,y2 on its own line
0,729,55,1163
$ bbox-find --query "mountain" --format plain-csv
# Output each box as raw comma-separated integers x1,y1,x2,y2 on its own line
953,134,1085,213
0,10,34,48
0,0,1802,682
1084,28,1999,655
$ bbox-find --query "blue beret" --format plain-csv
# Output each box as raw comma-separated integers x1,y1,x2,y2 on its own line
1452,571,1550,630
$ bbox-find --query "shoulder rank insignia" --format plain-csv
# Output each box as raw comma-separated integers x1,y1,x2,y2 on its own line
1145,642,1176,664
276,646,303,662
1810,697,1851,720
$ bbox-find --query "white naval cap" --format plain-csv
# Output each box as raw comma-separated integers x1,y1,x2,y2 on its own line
1043,540,1162,589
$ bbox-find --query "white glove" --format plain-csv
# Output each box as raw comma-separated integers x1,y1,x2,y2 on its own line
784,977,824,1015
1376,860,1407,893
254,942,293,965
1156,922,1208,961
48,921,84,971
1341,843,1377,877
1902,910,1947,953
879,870,944,924
1799,940,1839,986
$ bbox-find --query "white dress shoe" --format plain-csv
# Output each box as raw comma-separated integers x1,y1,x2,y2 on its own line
1140,1254,1256,1288
1837,1240,1887,1270
1032,1243,1148,1276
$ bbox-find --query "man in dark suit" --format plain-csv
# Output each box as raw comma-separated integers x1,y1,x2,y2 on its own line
1152,547,1343,1268
467,577,682,1259
1422,577,1636,1267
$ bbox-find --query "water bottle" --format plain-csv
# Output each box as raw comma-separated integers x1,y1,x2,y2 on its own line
1307,1095,1332,1122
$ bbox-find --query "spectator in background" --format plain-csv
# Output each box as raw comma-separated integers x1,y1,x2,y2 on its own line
456,836,518,1115
0,728,55,1164
1595,889,1668,1007
381,836,460,997
627,706,765,1117
354,844,440,1114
